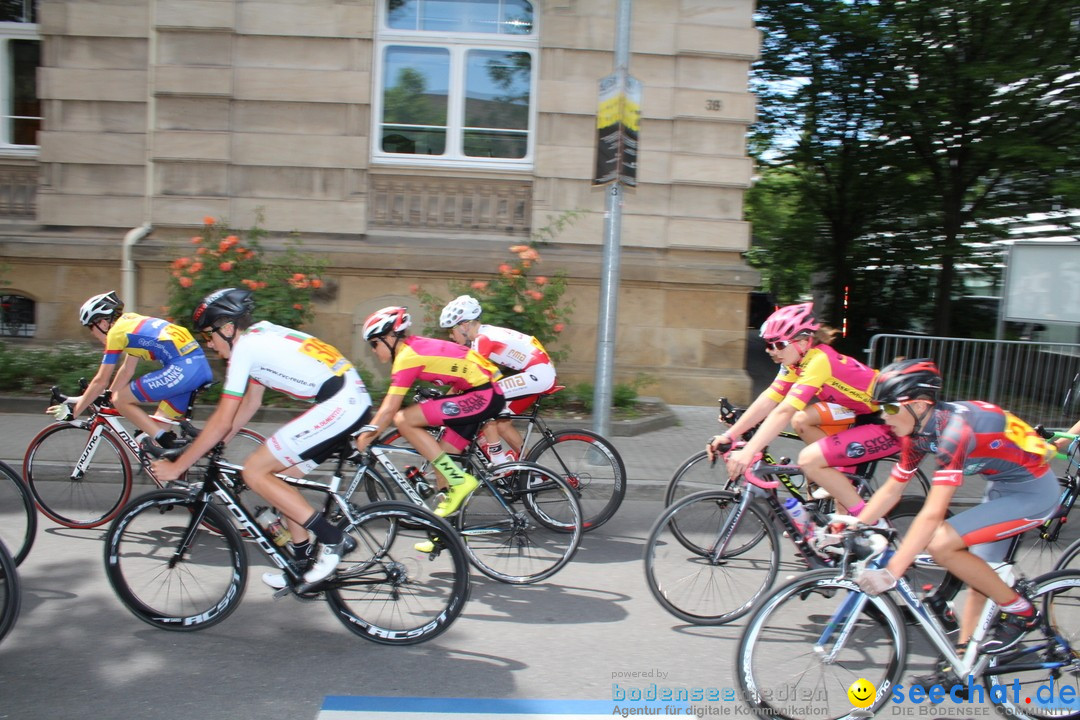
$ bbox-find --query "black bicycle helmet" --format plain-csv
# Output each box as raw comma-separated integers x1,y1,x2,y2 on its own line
192,287,255,332
872,358,942,404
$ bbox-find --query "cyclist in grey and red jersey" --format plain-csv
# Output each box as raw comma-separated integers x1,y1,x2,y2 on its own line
848,359,1060,686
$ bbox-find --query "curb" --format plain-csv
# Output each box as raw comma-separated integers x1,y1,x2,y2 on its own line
0,395,678,438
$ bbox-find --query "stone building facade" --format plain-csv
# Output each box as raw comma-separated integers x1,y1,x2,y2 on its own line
0,0,760,405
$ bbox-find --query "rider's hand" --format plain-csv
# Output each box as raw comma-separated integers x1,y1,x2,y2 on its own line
352,424,379,455
46,403,75,421
151,459,184,483
855,567,897,595
705,432,733,462
724,446,754,478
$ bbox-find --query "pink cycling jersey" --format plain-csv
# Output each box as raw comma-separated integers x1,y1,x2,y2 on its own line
388,335,501,397
765,344,878,415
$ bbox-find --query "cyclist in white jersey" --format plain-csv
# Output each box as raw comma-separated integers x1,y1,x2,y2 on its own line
152,288,373,589
440,295,557,464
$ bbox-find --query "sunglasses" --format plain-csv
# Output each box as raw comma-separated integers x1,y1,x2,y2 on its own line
764,339,795,352
369,339,380,350
880,403,902,415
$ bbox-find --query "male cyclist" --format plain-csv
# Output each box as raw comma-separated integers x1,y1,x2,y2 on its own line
353,306,505,524
709,302,897,516
152,288,372,589
850,359,1060,681
48,291,213,446
440,294,557,464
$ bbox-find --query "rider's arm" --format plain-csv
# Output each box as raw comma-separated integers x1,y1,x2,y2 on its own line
353,390,406,452
881,483,955,580
109,354,139,395
70,361,115,418
154,395,242,476
224,380,264,443
737,400,797,457
1055,419,1080,450
856,476,906,525
724,391,781,441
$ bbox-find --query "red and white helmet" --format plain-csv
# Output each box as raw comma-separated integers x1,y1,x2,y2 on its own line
760,302,819,342
362,306,411,341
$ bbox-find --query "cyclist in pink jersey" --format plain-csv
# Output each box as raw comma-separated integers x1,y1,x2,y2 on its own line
440,295,557,464
707,302,898,515
352,306,506,519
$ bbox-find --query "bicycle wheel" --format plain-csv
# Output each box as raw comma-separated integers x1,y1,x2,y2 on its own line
457,462,582,584
1053,535,1080,571
0,461,36,565
644,489,780,625
884,496,962,607
222,427,265,465
663,450,740,507
987,569,1080,720
24,422,133,528
103,489,247,631
525,428,626,531
325,501,470,645
863,454,930,497
0,540,20,645
737,569,906,720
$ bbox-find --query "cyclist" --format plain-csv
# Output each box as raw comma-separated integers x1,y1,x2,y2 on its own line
849,358,1060,679
708,302,896,517
151,288,372,589
353,305,505,523
440,294,557,464
47,291,214,446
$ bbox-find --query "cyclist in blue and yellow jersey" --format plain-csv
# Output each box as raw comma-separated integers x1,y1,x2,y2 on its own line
46,291,213,446
152,288,373,589
847,359,1060,688
353,306,506,523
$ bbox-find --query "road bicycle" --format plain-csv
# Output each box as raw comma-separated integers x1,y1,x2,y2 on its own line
379,385,625,531
23,382,265,528
104,433,470,646
0,459,36,565
664,397,930,507
735,523,1080,720
644,459,935,626
345,431,583,584
0,538,19,645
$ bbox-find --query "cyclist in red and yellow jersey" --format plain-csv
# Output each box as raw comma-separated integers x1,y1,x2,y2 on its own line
47,291,213,446
708,302,897,516
352,306,506,520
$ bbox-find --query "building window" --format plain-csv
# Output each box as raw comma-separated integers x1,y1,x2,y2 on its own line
0,293,35,337
374,0,537,169
0,1,39,149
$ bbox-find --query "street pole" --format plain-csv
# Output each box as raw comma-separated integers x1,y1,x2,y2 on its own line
593,0,632,437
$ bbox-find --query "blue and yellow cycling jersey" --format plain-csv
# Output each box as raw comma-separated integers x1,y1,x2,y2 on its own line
103,313,202,366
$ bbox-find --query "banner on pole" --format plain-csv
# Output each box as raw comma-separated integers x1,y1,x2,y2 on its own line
593,73,640,187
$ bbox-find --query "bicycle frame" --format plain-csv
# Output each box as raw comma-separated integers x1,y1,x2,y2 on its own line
68,409,154,478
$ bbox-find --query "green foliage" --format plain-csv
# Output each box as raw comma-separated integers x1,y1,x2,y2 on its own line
0,341,104,395
544,374,654,413
411,212,578,362
165,214,328,333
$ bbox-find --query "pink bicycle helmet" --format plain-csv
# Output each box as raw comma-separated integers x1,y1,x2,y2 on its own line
760,302,819,342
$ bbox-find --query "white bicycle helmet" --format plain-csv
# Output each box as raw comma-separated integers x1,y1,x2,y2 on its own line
362,306,412,340
79,291,124,327
439,295,483,328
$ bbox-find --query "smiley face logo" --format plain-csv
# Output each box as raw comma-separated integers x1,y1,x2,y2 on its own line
847,678,876,709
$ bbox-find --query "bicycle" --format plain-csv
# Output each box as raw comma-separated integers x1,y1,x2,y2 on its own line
104,433,470,646
23,381,265,528
379,385,625,531
735,523,1080,720
0,538,19,645
664,397,930,507
0,460,37,565
643,459,935,626
344,429,584,584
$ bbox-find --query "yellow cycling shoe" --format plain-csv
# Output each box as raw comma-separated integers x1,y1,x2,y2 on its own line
434,474,479,517
414,539,436,553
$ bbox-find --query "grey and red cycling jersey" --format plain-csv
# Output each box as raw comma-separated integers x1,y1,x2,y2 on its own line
888,400,1056,487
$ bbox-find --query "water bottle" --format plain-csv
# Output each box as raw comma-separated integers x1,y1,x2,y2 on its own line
256,506,291,546
783,497,810,537
406,466,435,499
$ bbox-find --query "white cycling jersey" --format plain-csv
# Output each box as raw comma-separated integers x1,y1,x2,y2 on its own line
223,321,353,401
473,324,550,372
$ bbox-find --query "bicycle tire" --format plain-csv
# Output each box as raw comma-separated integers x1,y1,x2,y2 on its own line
324,501,470,645
862,454,931,497
24,422,133,528
0,540,20,645
103,489,247,631
663,450,741,507
524,428,626,531
1053,535,1080,572
0,460,37,565
736,569,906,720
986,569,1080,720
457,461,582,584
644,489,780,625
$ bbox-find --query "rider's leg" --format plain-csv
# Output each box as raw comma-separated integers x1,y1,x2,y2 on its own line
803,423,900,513
791,405,828,444
495,418,523,457
396,404,466,492
242,445,315,543
112,384,172,438
799,442,864,512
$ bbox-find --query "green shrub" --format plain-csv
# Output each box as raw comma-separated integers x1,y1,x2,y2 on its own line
0,341,105,395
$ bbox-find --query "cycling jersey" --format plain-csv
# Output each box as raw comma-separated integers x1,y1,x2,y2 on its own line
103,313,202,366
890,401,1056,488
471,324,557,411
387,335,501,396
102,313,212,419
765,345,878,415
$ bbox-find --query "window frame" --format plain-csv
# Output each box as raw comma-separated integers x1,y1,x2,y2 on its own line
372,1,539,171
0,20,40,155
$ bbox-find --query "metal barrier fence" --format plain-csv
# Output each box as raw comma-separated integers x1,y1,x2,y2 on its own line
867,334,1080,429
